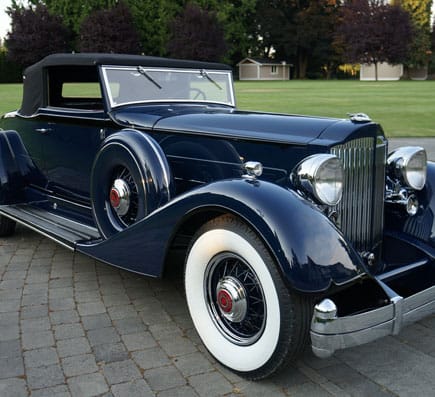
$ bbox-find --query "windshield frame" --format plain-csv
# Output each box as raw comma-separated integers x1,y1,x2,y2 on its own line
100,65,236,109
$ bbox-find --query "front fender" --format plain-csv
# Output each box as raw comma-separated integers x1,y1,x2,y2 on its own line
77,178,366,293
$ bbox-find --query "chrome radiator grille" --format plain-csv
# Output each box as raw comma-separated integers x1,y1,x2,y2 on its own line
331,137,386,252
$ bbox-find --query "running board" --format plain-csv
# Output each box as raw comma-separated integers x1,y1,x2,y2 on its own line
0,203,101,249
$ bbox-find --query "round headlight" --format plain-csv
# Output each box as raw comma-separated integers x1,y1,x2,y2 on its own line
292,154,344,206
387,147,427,190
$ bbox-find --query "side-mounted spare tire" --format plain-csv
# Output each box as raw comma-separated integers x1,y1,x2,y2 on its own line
91,129,174,238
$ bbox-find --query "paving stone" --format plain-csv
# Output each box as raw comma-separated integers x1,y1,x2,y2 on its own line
93,342,129,364
234,381,288,397
21,316,51,333
0,355,24,379
318,363,395,397
158,335,197,357
49,298,76,311
139,307,172,326
62,353,98,377
0,298,20,313
31,384,71,397
87,326,120,346
0,324,19,341
77,301,106,316
22,330,54,350
57,337,91,358
102,293,131,307
0,339,21,358
113,316,146,335
21,304,48,319
81,313,112,330
111,379,154,397
22,292,48,307
24,347,59,368
68,372,109,397
75,290,101,303
107,304,138,320
54,323,85,340
0,279,25,290
173,352,214,377
103,359,142,385
144,365,186,391
132,347,171,370
0,378,28,397
148,321,182,341
121,331,157,351
23,282,48,295
50,309,80,325
74,281,99,293
27,363,65,389
158,385,199,397
188,371,234,397
49,278,73,289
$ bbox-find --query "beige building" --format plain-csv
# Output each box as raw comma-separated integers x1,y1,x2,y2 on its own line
360,63,428,81
237,58,291,80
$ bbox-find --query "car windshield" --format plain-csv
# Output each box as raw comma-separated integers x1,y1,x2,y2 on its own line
101,66,235,108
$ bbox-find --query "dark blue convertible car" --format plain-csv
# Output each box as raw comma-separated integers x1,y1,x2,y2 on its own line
0,53,434,379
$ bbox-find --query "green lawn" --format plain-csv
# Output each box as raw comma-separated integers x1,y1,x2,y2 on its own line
1,80,435,137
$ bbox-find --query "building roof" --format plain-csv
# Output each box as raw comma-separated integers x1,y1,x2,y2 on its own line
237,57,289,66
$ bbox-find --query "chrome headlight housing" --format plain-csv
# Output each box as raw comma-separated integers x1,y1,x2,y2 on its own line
387,146,427,190
292,154,344,206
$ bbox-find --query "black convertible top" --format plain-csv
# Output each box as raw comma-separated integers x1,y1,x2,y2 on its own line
19,53,231,116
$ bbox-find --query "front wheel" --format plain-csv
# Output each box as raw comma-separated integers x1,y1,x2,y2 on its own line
184,215,311,380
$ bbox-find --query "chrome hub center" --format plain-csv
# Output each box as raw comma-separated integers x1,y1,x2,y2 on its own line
109,179,130,216
216,276,247,323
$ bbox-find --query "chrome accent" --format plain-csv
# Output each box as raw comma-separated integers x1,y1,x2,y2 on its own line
243,161,263,178
385,188,419,216
331,137,386,252
311,283,435,358
110,179,131,216
216,276,248,323
348,112,372,122
35,128,51,134
292,154,344,206
314,299,337,322
387,146,427,190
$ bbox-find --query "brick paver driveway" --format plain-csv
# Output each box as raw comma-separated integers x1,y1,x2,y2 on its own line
0,138,434,397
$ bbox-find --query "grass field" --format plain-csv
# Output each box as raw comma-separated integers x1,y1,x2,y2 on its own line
1,80,435,137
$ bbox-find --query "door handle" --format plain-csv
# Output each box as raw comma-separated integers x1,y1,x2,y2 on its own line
35,128,52,134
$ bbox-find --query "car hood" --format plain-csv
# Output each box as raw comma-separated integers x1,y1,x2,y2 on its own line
111,105,344,145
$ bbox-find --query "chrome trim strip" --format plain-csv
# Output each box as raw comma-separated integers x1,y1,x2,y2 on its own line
310,283,435,358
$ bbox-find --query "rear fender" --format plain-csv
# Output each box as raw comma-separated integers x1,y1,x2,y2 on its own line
77,178,366,293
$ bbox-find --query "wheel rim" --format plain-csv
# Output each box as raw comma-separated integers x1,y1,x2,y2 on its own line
108,166,139,227
205,252,266,346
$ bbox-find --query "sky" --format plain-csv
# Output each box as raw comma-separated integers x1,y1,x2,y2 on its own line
1,0,435,42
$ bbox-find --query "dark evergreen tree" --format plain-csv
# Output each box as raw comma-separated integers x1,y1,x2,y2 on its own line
78,1,141,54
167,3,227,62
5,3,71,68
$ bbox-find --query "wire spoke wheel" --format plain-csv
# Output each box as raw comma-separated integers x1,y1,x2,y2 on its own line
205,253,266,345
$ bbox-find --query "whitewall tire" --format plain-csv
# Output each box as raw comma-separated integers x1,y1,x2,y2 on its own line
184,215,310,379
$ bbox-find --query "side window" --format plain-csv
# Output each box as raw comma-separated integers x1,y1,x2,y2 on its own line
48,66,103,110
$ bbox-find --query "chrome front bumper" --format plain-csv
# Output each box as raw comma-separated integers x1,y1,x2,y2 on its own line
310,280,435,358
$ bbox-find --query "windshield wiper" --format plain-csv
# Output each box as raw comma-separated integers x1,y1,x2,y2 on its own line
200,69,222,90
137,66,162,89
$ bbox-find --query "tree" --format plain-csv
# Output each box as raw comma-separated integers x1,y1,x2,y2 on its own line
126,0,179,56
167,3,227,62
5,3,71,68
336,0,413,80
78,1,141,54
393,0,433,70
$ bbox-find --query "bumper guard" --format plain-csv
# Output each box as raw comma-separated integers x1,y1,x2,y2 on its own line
310,279,435,358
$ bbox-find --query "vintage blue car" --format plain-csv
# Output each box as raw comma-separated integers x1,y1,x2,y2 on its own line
0,53,434,379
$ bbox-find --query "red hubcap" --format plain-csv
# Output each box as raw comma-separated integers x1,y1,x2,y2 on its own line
217,289,233,313
110,188,121,208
